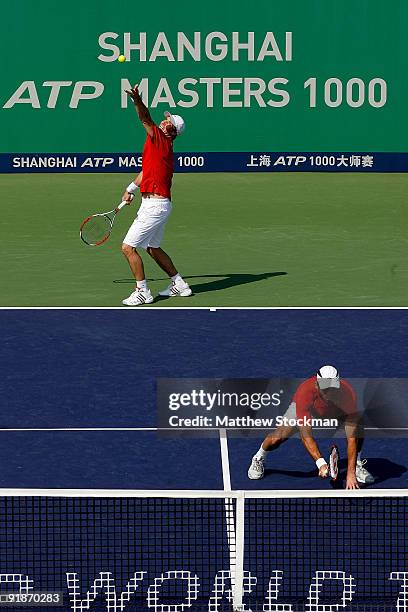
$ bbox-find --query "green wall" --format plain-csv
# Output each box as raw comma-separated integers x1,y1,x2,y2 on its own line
1,0,407,152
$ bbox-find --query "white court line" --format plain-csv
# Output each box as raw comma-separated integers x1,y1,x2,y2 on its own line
0,306,408,311
0,427,407,432
0,488,406,498
0,428,159,432
219,428,232,492
0,489,233,498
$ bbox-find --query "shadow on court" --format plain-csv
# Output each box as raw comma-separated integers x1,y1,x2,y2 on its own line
263,467,317,479
253,457,407,490
329,457,408,489
230,437,408,490
113,272,287,295
266,457,407,489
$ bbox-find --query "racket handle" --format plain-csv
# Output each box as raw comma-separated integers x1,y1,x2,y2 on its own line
114,195,134,213
116,199,132,213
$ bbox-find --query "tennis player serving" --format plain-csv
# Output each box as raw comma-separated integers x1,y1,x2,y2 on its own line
248,365,374,489
121,83,192,306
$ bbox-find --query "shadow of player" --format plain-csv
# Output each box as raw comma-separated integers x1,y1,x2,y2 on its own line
329,457,407,489
264,467,317,479
264,457,407,488
182,272,287,294
113,272,287,296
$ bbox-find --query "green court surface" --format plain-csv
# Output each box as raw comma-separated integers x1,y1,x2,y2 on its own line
1,172,407,307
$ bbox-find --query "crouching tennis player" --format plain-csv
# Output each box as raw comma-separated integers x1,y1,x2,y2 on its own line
121,83,192,306
248,365,374,489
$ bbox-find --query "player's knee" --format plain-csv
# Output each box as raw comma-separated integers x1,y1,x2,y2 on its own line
122,243,134,257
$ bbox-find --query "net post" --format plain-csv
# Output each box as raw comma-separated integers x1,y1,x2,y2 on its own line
232,491,245,611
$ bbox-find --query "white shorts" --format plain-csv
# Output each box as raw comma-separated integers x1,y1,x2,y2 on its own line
123,197,172,249
284,402,297,420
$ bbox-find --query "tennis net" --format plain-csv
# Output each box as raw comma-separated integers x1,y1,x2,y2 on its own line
0,489,406,611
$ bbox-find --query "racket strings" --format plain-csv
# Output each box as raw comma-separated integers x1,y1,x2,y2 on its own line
81,215,111,245
329,445,339,480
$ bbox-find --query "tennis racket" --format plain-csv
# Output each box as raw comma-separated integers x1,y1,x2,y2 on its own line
79,196,133,246
329,444,339,480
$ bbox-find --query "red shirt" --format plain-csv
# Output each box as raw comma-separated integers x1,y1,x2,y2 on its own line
139,124,173,199
294,377,357,420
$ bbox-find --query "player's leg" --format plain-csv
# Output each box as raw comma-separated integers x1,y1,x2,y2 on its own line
345,417,375,484
248,402,298,479
121,244,153,306
120,199,157,306
355,437,375,484
145,201,192,297
146,247,177,277
147,247,192,297
122,244,145,281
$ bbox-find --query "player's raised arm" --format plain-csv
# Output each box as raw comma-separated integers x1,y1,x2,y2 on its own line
125,84,154,137
299,424,329,478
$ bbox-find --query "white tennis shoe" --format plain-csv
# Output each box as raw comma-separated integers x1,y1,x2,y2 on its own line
356,458,375,484
159,280,192,297
248,456,265,480
122,288,154,306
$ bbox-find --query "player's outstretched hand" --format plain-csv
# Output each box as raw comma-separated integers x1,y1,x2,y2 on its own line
345,473,360,490
121,192,134,204
125,84,140,103
318,464,329,478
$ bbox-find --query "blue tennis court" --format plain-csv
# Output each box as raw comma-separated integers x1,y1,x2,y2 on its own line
1,309,408,610
1,309,408,490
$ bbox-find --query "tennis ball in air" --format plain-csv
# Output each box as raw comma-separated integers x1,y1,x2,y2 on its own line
118,55,126,63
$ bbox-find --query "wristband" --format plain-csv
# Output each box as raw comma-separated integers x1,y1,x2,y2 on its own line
126,181,139,193
316,458,327,469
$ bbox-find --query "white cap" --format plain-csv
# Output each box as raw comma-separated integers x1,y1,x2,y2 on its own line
164,111,185,135
316,365,340,389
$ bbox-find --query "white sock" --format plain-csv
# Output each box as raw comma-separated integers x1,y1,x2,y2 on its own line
357,452,362,463
254,445,269,461
137,280,147,290
171,273,183,284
